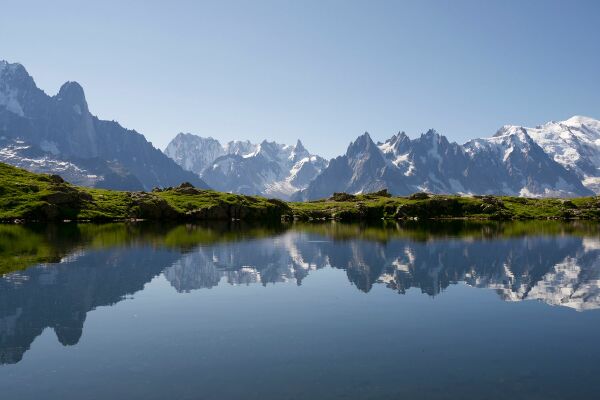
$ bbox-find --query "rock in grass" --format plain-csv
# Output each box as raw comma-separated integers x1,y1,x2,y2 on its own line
330,192,357,202
408,192,430,200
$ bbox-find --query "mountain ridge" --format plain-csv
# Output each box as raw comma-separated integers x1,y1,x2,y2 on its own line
0,60,208,190
295,119,597,200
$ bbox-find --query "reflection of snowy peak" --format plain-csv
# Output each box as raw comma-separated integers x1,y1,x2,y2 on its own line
161,232,600,311
164,134,327,199
475,238,600,311
162,238,323,290
525,256,600,312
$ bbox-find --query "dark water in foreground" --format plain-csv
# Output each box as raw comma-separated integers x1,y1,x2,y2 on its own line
1,221,600,399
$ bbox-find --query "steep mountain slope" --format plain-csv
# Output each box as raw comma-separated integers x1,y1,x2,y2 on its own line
0,60,207,190
296,127,592,200
164,134,327,199
465,126,589,197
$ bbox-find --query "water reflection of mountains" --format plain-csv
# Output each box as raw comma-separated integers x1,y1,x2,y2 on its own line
1,221,600,364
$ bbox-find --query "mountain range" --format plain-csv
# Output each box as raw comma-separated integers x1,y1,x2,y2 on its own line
295,122,599,200
164,134,327,199
1,60,599,198
167,117,600,200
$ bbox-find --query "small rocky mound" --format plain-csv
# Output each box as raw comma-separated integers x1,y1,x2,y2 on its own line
397,196,513,220
364,189,391,198
43,184,92,204
32,182,93,220
185,199,289,220
127,192,178,219
479,195,504,205
560,199,577,209
409,192,430,200
330,192,357,202
173,182,202,195
47,174,65,184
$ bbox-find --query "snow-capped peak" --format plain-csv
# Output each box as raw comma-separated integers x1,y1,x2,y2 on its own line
563,115,600,130
289,139,310,162
506,116,600,193
163,133,327,199
295,139,306,153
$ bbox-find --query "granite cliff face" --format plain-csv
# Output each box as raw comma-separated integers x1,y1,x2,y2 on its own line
0,60,207,190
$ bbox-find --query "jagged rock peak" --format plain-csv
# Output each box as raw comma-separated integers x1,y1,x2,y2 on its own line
57,81,85,100
295,139,306,152
347,132,377,155
421,128,441,139
395,130,409,140
55,81,89,115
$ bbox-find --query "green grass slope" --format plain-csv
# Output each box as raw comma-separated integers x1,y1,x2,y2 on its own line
1,163,600,222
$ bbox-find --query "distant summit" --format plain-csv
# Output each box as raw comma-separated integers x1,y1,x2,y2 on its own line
164,134,327,199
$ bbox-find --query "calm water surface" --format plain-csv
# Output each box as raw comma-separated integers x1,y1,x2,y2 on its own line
1,221,600,399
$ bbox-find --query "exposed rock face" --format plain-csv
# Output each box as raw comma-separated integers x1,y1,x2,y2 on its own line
164,134,327,199
0,60,208,191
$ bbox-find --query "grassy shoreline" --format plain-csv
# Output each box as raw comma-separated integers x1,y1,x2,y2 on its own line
2,162,600,222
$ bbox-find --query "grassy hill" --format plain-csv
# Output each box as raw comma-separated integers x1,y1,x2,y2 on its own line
1,162,600,222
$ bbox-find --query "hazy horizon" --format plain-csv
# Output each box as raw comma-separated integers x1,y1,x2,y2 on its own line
2,0,599,158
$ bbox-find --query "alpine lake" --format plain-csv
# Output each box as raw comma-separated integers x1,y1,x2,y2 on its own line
1,220,600,399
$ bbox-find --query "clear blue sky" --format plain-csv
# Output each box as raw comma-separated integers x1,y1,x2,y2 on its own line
1,0,599,158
